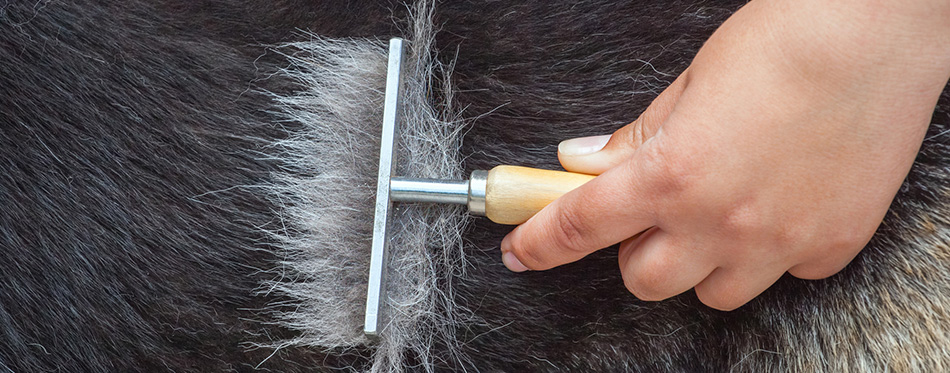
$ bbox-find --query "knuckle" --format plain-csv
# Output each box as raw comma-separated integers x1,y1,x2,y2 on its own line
510,241,546,271
619,116,653,148
719,201,764,238
695,288,747,311
639,144,699,199
549,207,593,254
790,236,863,280
828,224,874,252
773,221,810,250
621,267,670,301
787,223,872,279
615,119,643,148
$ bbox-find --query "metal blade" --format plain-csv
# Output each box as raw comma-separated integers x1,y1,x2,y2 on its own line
364,38,406,338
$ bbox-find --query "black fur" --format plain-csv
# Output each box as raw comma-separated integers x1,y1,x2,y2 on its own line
2,0,948,371
0,1,397,370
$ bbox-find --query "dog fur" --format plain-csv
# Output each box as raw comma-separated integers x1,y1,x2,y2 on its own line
1,0,948,371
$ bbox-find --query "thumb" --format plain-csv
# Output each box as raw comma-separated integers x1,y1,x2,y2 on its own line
558,73,688,175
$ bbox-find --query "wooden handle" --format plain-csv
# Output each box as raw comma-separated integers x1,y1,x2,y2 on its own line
485,165,595,225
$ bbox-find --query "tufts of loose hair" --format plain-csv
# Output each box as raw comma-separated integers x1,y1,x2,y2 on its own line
261,1,472,371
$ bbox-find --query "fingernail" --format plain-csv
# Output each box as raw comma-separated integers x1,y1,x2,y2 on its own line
502,252,530,272
558,135,611,156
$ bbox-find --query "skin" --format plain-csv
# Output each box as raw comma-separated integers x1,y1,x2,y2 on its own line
500,0,950,310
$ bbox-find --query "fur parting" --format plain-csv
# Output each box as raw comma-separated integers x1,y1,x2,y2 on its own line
262,1,471,371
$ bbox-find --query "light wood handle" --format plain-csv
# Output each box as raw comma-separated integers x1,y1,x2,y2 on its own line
485,165,595,225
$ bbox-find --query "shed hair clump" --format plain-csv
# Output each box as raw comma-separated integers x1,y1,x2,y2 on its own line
261,1,472,371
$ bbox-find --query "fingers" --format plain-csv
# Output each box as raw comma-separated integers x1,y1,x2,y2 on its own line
618,228,786,310
788,229,870,279
693,265,786,311
558,72,688,175
500,72,692,272
617,228,717,301
500,152,663,271
787,249,860,280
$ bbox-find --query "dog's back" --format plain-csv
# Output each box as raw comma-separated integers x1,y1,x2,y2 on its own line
1,1,948,371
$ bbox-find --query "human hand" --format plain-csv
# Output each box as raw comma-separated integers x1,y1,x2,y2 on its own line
500,0,950,310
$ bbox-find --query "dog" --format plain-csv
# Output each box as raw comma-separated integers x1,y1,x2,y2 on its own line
2,1,947,371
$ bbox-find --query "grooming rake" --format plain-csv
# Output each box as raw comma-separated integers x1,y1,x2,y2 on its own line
365,38,595,337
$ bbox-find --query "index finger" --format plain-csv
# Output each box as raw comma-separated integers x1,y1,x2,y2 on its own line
500,142,665,271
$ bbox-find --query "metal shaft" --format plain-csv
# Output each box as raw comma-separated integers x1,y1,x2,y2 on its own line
389,170,488,215
390,178,468,204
